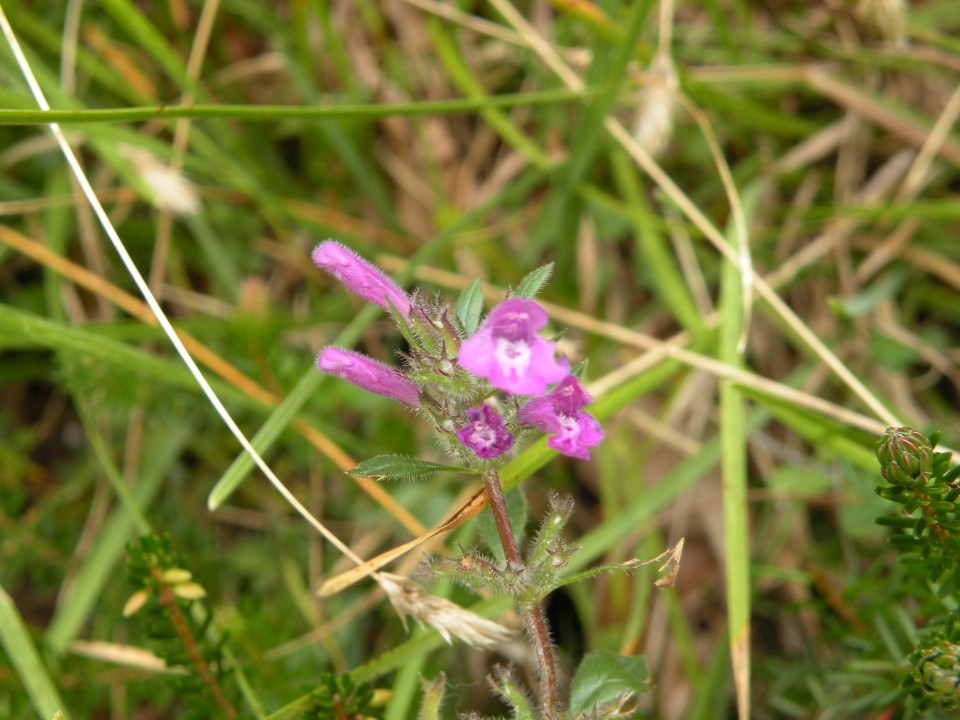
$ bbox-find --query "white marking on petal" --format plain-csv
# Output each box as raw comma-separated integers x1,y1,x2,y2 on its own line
494,337,532,377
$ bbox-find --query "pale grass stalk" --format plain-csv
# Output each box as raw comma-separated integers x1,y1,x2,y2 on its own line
805,70,960,167
61,0,112,321
677,96,753,354
403,0,524,46
0,7,364,572
856,82,960,281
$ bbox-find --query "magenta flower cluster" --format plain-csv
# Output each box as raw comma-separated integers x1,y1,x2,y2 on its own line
311,240,604,462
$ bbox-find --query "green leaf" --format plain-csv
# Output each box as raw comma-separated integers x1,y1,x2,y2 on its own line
569,650,651,714
347,455,478,481
455,278,484,336
513,263,554,299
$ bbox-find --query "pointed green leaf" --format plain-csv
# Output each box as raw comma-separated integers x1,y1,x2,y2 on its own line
455,278,484,336
417,673,447,720
490,667,536,720
569,650,651,714
513,263,554,299
347,455,478,481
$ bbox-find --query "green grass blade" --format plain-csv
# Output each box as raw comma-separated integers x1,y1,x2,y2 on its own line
0,586,69,719
718,184,760,720
0,304,259,409
525,0,655,261
426,18,552,169
97,0,192,89
0,90,593,125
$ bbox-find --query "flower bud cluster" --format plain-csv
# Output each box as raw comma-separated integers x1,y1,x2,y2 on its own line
311,241,604,465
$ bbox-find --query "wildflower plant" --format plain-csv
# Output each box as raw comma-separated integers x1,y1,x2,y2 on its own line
311,241,657,718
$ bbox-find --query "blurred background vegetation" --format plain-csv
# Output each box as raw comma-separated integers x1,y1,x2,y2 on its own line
2,0,960,718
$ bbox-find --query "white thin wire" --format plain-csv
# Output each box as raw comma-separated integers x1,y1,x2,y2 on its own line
0,5,365,568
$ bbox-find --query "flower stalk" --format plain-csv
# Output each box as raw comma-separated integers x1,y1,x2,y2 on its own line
483,470,558,717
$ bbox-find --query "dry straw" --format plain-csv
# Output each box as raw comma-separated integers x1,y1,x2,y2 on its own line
376,573,514,650
857,0,907,46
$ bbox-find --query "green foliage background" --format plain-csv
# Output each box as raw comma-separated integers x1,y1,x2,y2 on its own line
1,1,959,718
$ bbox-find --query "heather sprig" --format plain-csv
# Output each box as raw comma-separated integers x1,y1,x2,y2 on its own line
875,427,960,711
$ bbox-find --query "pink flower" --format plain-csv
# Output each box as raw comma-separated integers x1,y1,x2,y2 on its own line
518,376,604,460
457,298,568,396
317,347,420,407
312,241,411,316
456,405,514,459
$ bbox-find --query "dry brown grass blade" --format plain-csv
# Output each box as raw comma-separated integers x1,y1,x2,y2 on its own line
805,68,960,167
318,487,488,596
638,537,684,589
0,225,425,536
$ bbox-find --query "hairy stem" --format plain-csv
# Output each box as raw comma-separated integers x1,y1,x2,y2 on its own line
483,471,558,717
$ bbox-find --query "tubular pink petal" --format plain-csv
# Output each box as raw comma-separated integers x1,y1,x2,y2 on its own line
317,347,420,407
312,240,411,316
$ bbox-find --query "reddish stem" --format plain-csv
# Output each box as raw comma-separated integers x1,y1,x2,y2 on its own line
483,472,558,717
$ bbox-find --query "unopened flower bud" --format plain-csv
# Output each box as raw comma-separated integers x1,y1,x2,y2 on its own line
877,427,933,486
161,568,193,584
312,241,410,316
318,347,420,407
173,582,207,600
122,589,150,617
